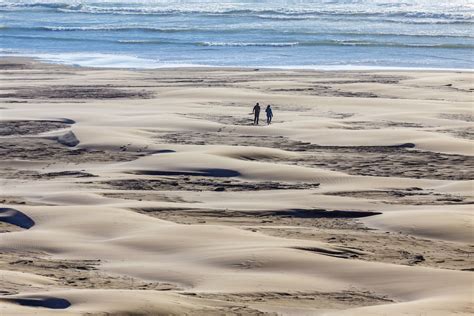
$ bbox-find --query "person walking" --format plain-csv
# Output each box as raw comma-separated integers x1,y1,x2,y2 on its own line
252,102,261,125
265,104,273,124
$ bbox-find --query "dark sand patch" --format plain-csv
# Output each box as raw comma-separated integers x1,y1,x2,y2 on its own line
0,62,34,70
157,131,474,180
134,208,380,220
270,86,379,98
0,120,72,136
182,290,394,310
0,85,153,100
0,221,22,233
315,110,356,119
439,113,474,122
37,171,97,178
248,73,406,99
292,246,363,259
132,207,370,230
437,127,474,141
0,137,140,164
257,225,474,271
102,192,197,203
1,170,98,180
103,177,319,192
219,101,314,113
329,120,427,130
1,251,181,291
0,196,52,206
325,188,473,205
183,113,254,126
301,147,473,180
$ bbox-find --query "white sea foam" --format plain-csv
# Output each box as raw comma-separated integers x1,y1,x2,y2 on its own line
199,42,300,47
6,52,164,69
2,51,473,72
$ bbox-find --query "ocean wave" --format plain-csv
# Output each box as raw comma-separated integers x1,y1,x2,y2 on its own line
2,2,472,22
0,2,72,10
1,1,472,70
117,39,177,45
197,41,300,47
0,25,256,33
315,40,474,49
0,34,108,42
282,30,474,39
376,18,474,25
6,52,164,69
3,25,470,39
0,25,240,36
57,7,474,23
3,33,471,49
195,41,474,49
255,15,474,25
38,25,199,32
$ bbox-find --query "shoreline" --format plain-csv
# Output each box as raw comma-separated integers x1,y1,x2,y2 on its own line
1,54,473,73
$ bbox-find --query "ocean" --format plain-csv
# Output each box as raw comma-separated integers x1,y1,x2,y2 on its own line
1,0,473,69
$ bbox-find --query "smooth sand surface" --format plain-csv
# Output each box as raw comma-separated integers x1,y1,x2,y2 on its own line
0,57,473,315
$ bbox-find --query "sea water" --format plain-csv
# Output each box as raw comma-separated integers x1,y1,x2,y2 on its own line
0,0,473,69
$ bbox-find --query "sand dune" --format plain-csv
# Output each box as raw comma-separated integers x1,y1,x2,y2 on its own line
0,58,473,315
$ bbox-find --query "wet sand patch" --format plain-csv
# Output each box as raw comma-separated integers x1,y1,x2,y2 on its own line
270,86,379,98
1,251,181,291
102,192,197,203
0,221,22,233
439,113,474,122
132,207,370,230
325,188,473,205
0,120,72,136
103,177,320,192
0,137,141,164
0,85,153,100
437,127,474,140
329,120,427,130
257,225,474,271
181,290,394,310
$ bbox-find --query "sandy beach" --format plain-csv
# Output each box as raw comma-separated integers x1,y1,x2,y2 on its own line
0,57,473,315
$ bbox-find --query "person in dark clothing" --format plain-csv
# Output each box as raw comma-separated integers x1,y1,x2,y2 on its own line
265,105,273,124
253,102,261,125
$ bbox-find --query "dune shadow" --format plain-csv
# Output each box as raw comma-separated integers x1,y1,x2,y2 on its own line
149,149,176,154
1,296,71,309
264,209,381,218
57,118,76,124
133,168,241,178
292,246,362,259
0,208,35,229
55,131,80,147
